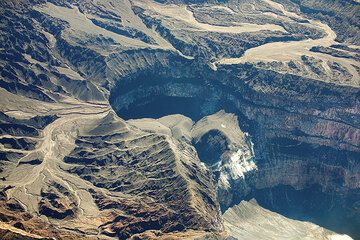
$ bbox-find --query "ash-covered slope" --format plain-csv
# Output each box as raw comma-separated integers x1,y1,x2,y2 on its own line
0,0,359,239
223,200,353,240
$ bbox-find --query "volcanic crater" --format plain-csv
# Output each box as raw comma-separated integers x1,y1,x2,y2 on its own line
109,59,360,238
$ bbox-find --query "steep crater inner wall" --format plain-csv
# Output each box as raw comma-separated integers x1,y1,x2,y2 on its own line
109,67,238,121
109,61,360,238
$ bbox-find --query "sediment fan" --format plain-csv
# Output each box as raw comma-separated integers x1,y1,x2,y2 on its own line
0,0,359,239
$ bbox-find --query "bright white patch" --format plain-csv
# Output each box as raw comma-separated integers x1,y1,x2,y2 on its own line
210,5,235,14
219,172,231,189
221,124,227,128
230,149,242,162
228,149,257,179
329,234,354,240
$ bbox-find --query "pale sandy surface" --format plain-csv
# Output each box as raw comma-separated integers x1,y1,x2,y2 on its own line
135,0,286,34
216,0,360,83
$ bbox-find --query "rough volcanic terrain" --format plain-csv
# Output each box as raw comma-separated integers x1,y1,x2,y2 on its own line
0,0,359,239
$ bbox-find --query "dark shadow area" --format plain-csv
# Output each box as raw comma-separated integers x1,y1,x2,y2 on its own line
193,129,230,166
117,95,205,121
109,67,240,122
